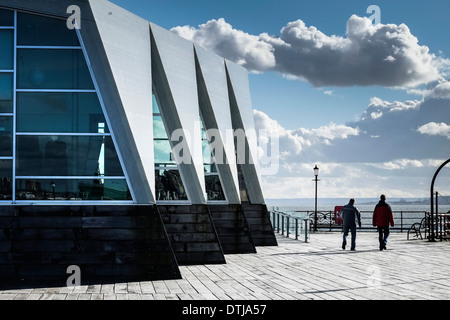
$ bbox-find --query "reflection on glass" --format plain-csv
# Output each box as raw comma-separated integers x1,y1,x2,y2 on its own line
0,116,12,156
17,12,79,46
17,49,94,89
15,178,131,201
0,30,13,70
16,135,123,176
0,73,13,113
154,139,175,165
153,93,188,201
205,174,225,201
0,159,12,200
155,169,187,201
201,117,225,201
17,92,108,133
0,9,14,27
153,115,168,139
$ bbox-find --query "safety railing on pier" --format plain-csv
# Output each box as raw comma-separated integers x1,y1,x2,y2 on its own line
269,209,310,242
269,208,450,242
300,210,429,232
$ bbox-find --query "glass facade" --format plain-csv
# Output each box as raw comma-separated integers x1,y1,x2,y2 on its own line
0,30,13,69
152,94,188,201
0,73,13,112
0,8,131,202
200,118,225,201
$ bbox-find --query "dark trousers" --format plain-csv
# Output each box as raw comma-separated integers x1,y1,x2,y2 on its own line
377,226,390,249
343,224,356,250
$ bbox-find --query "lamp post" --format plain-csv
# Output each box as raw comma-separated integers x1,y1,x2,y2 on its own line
313,165,320,232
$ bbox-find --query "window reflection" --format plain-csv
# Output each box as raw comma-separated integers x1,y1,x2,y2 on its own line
15,178,131,201
0,9,14,27
0,117,12,156
17,12,79,46
205,174,225,201
0,160,12,200
17,49,94,89
153,94,188,201
201,118,225,201
17,92,108,133
16,135,123,176
155,169,187,201
0,30,13,70
0,73,13,113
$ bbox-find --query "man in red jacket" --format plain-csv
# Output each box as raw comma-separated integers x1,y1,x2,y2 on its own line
372,194,395,250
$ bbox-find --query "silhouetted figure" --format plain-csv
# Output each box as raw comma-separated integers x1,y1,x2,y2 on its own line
373,194,395,250
341,198,361,251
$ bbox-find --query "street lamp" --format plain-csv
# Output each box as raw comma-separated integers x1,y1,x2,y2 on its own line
313,165,320,232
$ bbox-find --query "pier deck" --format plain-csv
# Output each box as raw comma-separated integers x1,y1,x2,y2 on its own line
1,231,449,300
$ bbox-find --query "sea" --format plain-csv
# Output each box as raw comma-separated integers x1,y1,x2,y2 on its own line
265,198,450,230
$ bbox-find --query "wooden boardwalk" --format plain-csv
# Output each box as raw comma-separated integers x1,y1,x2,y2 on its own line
1,231,450,300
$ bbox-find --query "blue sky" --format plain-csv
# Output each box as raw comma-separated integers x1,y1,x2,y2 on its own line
110,0,450,200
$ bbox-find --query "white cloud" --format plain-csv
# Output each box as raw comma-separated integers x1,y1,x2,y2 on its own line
418,122,450,139
427,81,450,99
253,88,450,198
369,159,425,170
253,109,305,159
296,123,360,143
172,15,446,88
368,97,422,112
253,110,359,160
171,18,276,73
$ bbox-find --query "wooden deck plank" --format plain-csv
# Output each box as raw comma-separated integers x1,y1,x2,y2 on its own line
1,233,450,300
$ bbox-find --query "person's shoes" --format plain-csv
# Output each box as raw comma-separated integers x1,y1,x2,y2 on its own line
351,248,355,251
342,241,346,250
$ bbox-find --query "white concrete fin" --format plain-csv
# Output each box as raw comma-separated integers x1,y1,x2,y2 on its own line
89,0,156,202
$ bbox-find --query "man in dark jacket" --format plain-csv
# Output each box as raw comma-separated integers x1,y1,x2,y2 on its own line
372,194,395,250
341,198,361,251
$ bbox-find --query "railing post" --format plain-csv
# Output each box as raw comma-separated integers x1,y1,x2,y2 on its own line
329,211,332,231
400,211,403,232
286,216,290,238
304,219,309,243
276,213,280,233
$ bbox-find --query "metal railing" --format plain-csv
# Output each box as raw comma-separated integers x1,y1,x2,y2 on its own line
269,209,310,242
301,210,428,232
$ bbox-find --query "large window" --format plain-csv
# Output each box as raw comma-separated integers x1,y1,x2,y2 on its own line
0,30,13,69
0,9,14,201
200,118,225,201
153,94,188,201
17,92,108,133
0,8,132,202
17,49,94,90
0,73,13,112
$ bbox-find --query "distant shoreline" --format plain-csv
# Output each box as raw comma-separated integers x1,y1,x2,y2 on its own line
265,197,447,206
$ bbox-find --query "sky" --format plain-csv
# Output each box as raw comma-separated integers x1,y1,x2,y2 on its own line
110,0,450,200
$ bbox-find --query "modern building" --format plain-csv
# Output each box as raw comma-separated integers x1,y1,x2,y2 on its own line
0,0,276,285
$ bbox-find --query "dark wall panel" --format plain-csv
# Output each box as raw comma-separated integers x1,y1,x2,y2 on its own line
158,204,226,265
0,205,181,288
208,204,256,254
241,203,278,246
